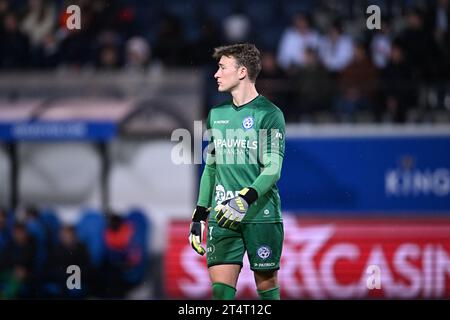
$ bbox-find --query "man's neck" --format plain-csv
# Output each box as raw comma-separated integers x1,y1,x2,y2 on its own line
231,83,259,107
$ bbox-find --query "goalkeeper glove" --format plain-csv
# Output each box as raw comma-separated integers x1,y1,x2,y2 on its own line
189,206,210,256
214,187,258,230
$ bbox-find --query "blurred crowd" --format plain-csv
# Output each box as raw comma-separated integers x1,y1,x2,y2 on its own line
1,0,450,122
0,206,150,299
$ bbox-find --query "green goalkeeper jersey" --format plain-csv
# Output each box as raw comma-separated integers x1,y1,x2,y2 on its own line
197,95,285,223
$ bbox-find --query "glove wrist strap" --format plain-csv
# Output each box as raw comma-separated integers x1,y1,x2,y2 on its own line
239,187,258,205
192,205,209,222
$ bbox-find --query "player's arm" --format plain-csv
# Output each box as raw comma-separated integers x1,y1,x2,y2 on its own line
215,110,285,229
249,109,285,197
196,148,216,209
189,114,216,255
249,152,283,198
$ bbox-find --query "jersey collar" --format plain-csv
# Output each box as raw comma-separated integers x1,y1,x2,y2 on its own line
232,94,261,110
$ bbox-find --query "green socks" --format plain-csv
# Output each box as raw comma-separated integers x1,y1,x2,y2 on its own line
257,286,280,300
212,282,237,300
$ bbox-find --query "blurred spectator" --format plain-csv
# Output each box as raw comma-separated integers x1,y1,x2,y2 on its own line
0,207,11,252
125,36,150,72
43,225,92,298
153,14,187,66
257,50,288,113
425,0,450,110
58,27,94,69
22,206,50,275
0,12,30,69
192,17,223,65
427,0,450,48
292,47,333,121
311,1,336,33
222,13,250,44
38,33,60,68
95,30,123,70
21,0,55,49
398,8,438,80
102,212,139,298
334,42,378,121
96,45,121,70
318,20,353,73
370,19,392,69
0,0,10,25
0,0,448,123
379,41,417,122
88,0,120,34
0,222,37,298
277,12,320,71
56,0,98,69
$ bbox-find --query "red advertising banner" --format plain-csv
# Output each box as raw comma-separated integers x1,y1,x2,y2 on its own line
165,215,450,299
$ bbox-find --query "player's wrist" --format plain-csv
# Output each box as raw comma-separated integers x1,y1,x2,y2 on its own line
239,187,258,206
192,205,210,222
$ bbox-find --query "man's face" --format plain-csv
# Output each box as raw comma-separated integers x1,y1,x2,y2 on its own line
214,55,243,92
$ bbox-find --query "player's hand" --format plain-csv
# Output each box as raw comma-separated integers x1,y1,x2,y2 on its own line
189,220,206,255
189,206,210,256
214,191,249,230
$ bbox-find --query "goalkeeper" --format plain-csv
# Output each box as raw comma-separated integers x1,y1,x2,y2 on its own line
189,44,285,300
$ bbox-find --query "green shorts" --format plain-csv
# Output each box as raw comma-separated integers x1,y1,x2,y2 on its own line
206,220,284,271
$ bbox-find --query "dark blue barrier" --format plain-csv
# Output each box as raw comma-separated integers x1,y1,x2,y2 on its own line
198,133,450,215
279,136,450,214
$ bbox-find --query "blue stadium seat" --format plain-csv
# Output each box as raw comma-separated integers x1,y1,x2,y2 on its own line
162,1,201,42
124,208,151,285
134,2,161,34
76,209,106,268
202,0,238,22
126,208,149,250
39,208,61,247
403,0,423,10
26,218,47,272
255,24,286,52
368,0,389,12
184,21,201,42
0,210,13,252
162,0,199,22
241,0,278,27
0,229,9,252
280,0,316,19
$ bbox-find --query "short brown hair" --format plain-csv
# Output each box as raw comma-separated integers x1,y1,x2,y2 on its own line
213,43,262,82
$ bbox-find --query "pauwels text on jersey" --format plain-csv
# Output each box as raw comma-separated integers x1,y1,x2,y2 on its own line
170,120,282,166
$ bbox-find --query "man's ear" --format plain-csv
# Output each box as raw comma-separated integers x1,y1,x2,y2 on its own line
238,66,247,80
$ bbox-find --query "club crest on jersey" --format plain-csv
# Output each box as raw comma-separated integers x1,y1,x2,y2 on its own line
215,185,226,203
257,245,272,260
215,184,240,203
242,116,254,130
